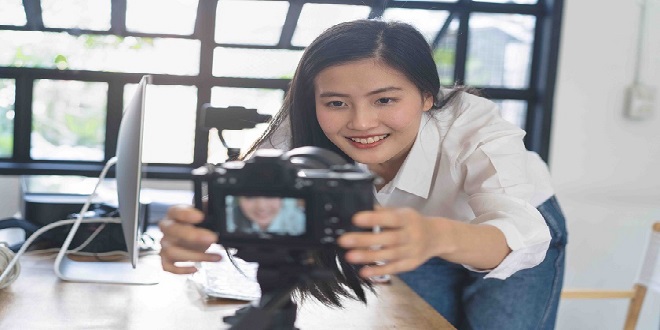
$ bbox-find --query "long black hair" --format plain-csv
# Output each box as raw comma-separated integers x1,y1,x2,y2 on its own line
243,19,464,307
248,19,463,160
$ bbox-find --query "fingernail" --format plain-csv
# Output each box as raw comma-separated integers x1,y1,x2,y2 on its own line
202,235,217,244
347,252,362,262
339,237,354,247
354,216,368,225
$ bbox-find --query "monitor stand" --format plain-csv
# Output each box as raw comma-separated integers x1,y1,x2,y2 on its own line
53,218,160,285
55,255,159,285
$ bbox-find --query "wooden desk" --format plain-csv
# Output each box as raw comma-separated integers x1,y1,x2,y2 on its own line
0,254,454,329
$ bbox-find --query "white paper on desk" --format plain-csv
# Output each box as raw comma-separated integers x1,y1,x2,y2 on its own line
189,244,261,301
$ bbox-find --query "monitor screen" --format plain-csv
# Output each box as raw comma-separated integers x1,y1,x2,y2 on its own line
116,75,151,268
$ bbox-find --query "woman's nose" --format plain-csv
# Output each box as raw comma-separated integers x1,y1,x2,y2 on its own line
348,105,378,130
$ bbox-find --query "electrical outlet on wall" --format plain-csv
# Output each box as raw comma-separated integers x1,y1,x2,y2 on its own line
625,83,656,120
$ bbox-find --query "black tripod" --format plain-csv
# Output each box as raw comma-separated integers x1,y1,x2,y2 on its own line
223,248,326,330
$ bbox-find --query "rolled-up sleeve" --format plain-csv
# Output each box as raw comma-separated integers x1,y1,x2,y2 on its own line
457,105,551,279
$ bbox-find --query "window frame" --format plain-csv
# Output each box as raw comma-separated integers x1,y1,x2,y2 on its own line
0,0,564,179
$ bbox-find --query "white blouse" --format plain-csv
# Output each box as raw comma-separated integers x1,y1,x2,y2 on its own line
262,92,554,280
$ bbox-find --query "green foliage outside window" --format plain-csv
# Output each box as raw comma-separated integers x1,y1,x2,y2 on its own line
433,47,455,85
4,32,155,71
0,79,15,158
32,80,107,160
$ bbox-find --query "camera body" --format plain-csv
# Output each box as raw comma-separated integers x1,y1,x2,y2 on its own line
193,147,376,250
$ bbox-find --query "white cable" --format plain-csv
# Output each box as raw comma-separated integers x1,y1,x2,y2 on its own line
54,156,118,280
69,223,108,253
0,244,19,289
24,246,158,260
1,156,119,289
0,217,120,289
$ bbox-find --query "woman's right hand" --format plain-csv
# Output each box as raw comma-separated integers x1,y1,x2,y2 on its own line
159,205,222,274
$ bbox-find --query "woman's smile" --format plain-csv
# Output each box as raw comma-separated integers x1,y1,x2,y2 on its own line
347,134,390,148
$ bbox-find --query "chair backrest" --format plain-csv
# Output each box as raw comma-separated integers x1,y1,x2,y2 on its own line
625,222,660,330
561,222,660,330
636,222,660,290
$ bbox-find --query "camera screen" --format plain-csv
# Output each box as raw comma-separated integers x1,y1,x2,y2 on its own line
225,195,306,236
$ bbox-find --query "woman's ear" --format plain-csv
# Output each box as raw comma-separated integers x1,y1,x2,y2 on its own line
422,92,434,112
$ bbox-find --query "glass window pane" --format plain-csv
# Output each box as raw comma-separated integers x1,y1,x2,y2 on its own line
381,8,450,44
0,31,200,75
392,0,457,2
474,0,537,4
216,0,289,45
32,80,108,161
213,47,303,79
434,18,459,86
124,84,197,164
494,100,527,129
466,14,535,88
208,87,284,163
0,79,16,158
0,0,27,26
291,4,371,47
211,87,284,116
41,0,111,30
126,0,199,35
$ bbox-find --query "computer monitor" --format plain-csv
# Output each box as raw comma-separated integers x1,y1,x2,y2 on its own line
116,75,150,268
53,75,159,285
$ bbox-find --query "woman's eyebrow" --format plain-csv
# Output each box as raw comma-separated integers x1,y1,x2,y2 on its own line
366,86,403,96
318,91,349,98
318,86,403,98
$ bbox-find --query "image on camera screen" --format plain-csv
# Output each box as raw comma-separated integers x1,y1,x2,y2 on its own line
225,195,306,236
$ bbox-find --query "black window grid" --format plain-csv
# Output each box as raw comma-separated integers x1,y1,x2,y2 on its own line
0,0,564,179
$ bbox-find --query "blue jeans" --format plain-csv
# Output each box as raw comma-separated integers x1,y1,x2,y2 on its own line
399,196,567,330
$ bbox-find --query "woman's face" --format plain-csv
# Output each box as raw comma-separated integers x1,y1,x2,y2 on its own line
237,197,283,230
314,58,433,178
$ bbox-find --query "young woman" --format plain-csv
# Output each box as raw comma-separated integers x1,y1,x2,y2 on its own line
159,19,567,329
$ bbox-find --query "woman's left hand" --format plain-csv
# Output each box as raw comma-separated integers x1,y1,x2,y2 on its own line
337,207,448,279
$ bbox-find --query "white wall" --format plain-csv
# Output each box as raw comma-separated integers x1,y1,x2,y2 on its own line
551,0,660,329
2,1,660,328
0,177,22,245
0,177,20,218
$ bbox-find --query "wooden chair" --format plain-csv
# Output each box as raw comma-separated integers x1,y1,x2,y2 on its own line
561,222,660,330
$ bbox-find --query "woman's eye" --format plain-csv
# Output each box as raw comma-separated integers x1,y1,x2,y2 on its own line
376,97,395,104
327,101,345,107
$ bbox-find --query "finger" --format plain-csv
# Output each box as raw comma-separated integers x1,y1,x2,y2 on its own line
160,242,222,265
345,248,391,264
160,255,198,275
159,219,218,249
352,209,408,229
165,205,205,224
344,244,410,264
358,259,416,278
338,230,406,249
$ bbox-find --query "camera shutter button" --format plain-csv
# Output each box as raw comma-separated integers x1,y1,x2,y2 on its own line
320,237,335,243
324,216,340,226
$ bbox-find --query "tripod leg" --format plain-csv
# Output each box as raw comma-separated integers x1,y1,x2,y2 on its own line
224,289,299,330
270,299,298,330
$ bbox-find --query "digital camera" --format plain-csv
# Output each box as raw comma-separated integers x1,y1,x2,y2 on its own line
193,146,376,250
